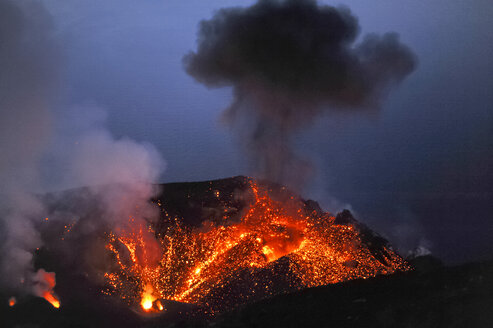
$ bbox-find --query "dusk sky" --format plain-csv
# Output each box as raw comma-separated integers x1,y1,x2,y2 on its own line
2,0,493,264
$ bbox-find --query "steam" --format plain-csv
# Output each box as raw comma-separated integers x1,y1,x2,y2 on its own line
0,0,164,299
184,0,417,188
32,269,59,308
0,0,58,291
49,105,165,230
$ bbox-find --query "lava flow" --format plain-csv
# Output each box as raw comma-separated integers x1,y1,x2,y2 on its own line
104,180,410,313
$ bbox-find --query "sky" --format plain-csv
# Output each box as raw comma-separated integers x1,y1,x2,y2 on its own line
5,0,493,264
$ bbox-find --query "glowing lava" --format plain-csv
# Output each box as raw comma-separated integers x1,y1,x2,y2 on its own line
140,284,158,312
104,180,411,313
33,269,61,309
141,297,153,311
43,292,60,309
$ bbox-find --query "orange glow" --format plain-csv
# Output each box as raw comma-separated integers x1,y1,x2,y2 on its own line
141,297,153,311
8,297,16,307
140,284,158,312
104,181,410,312
43,292,60,309
33,269,60,309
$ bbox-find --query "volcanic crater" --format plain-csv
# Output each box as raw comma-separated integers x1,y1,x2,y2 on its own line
3,176,412,327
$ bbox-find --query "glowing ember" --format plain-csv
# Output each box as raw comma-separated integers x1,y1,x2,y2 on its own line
9,297,16,307
104,180,410,313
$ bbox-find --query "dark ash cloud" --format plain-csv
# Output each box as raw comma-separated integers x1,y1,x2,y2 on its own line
184,0,417,187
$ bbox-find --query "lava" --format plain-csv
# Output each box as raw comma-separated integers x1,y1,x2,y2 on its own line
140,284,161,312
104,180,410,313
33,269,61,309
141,296,153,311
43,291,60,309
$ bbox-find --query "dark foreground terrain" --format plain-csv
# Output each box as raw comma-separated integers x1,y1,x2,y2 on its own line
208,258,493,328
2,258,492,327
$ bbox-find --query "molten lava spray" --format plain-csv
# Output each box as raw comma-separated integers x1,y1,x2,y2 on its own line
141,284,156,311
104,181,410,313
105,221,165,312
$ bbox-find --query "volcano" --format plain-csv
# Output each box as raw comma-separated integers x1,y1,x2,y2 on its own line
104,177,410,314
2,176,412,326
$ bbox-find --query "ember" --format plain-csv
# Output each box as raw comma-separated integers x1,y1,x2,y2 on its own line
104,180,410,313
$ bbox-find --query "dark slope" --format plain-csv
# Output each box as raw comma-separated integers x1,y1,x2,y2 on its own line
207,260,493,328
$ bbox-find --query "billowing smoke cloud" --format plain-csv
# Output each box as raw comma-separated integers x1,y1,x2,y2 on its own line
0,0,164,298
184,0,416,188
48,105,165,231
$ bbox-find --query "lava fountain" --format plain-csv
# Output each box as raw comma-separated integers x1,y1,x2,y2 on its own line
103,179,410,314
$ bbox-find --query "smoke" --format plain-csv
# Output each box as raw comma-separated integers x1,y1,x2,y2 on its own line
184,0,416,188
0,0,164,297
47,105,165,226
0,0,58,291
32,269,59,307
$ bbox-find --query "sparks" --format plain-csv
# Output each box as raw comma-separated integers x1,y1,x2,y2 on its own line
104,180,410,313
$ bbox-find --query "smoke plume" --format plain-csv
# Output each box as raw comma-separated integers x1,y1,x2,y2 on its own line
184,0,416,188
0,0,164,298
0,0,58,291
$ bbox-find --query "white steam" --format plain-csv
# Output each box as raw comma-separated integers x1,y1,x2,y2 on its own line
0,0,165,297
0,0,57,290
49,105,165,229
